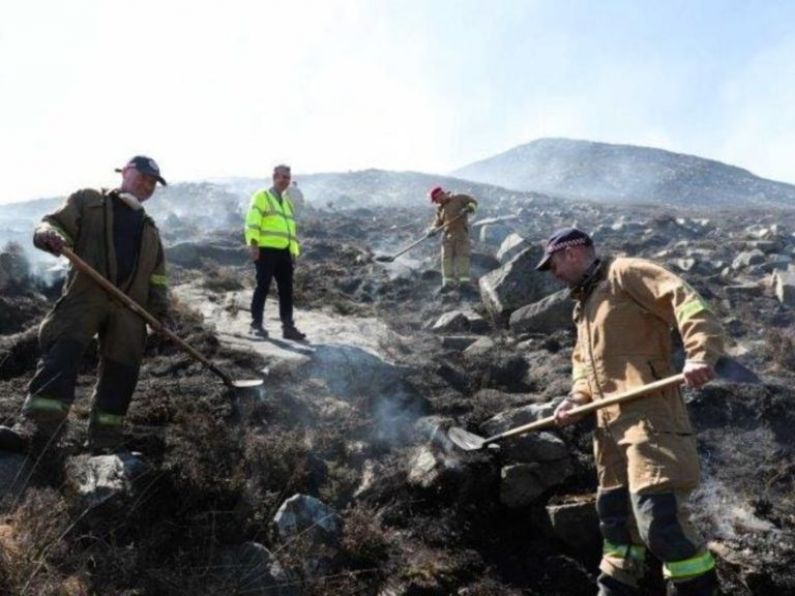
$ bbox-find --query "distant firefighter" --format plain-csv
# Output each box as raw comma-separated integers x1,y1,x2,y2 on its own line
427,186,477,292
245,164,306,341
0,156,169,454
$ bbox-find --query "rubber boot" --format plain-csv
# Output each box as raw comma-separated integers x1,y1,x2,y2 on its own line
597,573,641,596
438,278,458,294
667,569,719,596
0,415,64,454
0,424,29,452
459,282,479,301
86,423,126,455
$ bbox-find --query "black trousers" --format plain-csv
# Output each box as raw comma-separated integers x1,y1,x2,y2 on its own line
251,247,294,328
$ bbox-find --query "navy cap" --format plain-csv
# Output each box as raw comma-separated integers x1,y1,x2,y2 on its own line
535,227,593,271
115,155,167,185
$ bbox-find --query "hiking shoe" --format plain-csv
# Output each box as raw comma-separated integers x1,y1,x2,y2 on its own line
282,326,307,341
249,323,269,338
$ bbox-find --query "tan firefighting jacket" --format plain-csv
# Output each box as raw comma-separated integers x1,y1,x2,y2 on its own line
434,194,477,237
35,188,168,318
571,257,724,433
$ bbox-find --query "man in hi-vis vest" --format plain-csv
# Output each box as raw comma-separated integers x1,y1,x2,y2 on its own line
244,164,306,341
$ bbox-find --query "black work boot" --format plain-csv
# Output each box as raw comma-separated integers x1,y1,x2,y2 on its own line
0,423,30,452
459,283,479,301
249,322,269,338
282,325,307,341
598,573,641,596
667,570,719,596
0,416,63,454
438,282,456,295
86,426,126,455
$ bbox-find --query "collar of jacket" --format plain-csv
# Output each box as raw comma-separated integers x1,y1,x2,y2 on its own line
109,189,144,211
268,187,283,202
570,257,606,302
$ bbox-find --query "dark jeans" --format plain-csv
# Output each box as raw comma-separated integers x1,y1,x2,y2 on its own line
251,247,294,328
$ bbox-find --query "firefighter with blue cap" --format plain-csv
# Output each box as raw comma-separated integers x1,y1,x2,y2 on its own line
539,227,724,596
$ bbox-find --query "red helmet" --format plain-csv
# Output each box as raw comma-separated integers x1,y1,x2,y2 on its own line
429,186,445,202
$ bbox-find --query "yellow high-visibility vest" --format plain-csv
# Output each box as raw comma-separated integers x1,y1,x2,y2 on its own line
244,189,299,256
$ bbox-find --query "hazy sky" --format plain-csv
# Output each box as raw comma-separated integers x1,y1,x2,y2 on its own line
2,0,794,203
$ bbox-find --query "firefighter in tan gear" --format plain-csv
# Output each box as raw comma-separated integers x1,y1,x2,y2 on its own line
0,156,169,454
428,186,477,290
537,228,723,596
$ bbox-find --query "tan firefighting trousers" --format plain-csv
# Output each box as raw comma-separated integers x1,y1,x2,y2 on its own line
441,231,471,284
595,417,715,589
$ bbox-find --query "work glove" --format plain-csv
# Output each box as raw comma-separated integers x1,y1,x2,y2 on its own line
426,227,441,238
465,204,476,214
33,229,66,256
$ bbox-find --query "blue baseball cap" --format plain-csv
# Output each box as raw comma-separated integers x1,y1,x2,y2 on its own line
535,227,593,271
115,155,167,185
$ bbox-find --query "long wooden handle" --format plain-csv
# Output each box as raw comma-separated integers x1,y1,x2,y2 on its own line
391,234,435,259
487,373,686,444
61,247,234,386
390,212,469,259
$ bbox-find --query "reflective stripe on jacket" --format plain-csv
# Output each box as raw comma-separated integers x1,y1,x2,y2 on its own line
571,257,724,432
244,189,299,256
34,188,168,318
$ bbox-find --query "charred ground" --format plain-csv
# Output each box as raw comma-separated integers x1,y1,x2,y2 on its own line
0,200,794,595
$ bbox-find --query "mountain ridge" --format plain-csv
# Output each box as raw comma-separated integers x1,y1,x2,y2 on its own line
452,137,795,208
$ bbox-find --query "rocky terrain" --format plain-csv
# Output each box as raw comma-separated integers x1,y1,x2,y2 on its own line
453,137,795,209
0,165,795,594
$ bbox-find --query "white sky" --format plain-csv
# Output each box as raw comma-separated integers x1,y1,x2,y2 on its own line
2,0,794,203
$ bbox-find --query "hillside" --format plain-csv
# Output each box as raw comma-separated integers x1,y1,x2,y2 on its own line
453,137,795,208
1,193,794,593
0,171,559,271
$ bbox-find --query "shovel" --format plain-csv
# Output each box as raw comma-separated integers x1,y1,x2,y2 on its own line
448,373,686,451
375,212,468,263
61,247,263,389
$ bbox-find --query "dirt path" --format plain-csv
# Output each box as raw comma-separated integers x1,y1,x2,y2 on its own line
173,282,416,397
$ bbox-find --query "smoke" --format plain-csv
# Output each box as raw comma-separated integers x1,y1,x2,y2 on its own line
302,344,428,447
692,474,778,541
370,384,428,447
0,240,65,294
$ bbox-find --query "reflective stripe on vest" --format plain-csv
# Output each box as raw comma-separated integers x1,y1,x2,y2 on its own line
662,550,715,579
252,204,296,221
